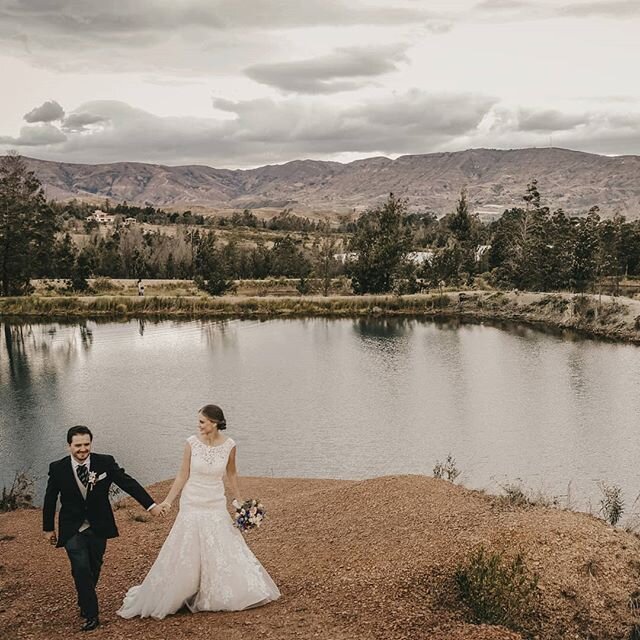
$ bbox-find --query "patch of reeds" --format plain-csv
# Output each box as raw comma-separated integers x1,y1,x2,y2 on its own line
433,453,461,482
0,472,35,512
0,293,464,319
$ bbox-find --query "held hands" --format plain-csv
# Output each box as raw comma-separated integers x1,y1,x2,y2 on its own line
150,501,172,517
43,530,57,545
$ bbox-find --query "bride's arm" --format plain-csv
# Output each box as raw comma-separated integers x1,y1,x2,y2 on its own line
225,446,243,505
161,443,191,510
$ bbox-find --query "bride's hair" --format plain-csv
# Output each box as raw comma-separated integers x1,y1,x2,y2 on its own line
200,404,227,430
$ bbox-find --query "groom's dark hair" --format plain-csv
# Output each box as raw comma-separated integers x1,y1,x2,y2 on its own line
67,425,93,444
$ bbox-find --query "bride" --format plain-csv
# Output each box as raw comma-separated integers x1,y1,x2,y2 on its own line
117,404,280,619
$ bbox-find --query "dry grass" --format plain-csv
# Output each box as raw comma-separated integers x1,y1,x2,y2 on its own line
2,290,640,345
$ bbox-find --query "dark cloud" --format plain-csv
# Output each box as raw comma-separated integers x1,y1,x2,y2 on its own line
2,96,638,166
352,91,497,136
0,1,437,73
517,109,587,132
62,111,110,132
23,100,64,123
0,0,431,33
245,45,408,94
0,92,496,166
0,123,67,146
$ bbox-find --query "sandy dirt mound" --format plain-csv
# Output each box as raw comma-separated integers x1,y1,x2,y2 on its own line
1,475,639,639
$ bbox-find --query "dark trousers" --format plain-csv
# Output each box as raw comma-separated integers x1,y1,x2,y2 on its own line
64,529,107,619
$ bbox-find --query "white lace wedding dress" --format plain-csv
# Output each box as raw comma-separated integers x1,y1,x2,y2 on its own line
117,436,280,619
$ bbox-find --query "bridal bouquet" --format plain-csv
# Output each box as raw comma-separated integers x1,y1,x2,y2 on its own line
232,498,265,532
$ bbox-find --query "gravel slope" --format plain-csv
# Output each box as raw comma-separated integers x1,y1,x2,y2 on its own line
1,475,639,640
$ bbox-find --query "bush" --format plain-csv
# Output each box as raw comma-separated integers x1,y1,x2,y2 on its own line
0,471,35,511
455,546,540,634
433,453,461,482
598,481,624,526
194,274,236,296
91,277,122,294
496,480,559,509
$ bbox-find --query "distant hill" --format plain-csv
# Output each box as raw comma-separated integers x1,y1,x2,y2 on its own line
18,147,640,218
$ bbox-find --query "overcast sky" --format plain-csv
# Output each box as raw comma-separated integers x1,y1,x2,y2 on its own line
0,0,638,168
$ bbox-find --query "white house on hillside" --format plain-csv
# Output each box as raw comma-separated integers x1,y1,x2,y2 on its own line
86,209,116,224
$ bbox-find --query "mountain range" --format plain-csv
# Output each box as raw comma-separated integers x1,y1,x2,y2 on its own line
19,147,640,218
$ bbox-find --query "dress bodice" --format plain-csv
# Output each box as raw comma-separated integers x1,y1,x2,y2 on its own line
180,436,235,513
187,435,235,484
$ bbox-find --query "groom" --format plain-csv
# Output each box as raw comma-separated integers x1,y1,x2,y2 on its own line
42,425,164,631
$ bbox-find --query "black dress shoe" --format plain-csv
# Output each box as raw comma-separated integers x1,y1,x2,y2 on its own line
81,617,100,631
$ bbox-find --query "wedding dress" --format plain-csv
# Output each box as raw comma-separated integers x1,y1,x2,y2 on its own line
117,436,280,619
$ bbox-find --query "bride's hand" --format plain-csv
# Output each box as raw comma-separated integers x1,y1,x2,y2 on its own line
159,500,172,516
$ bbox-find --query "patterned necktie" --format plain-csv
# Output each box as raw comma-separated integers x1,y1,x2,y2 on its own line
76,464,89,487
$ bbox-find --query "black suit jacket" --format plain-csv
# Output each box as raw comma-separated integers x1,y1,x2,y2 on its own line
42,453,155,548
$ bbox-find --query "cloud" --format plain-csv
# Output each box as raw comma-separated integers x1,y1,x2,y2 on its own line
2,95,639,166
0,1,434,74
0,0,431,33
245,45,408,94
0,92,495,166
62,111,110,132
0,123,67,146
23,100,64,123
558,1,640,18
473,0,531,11
517,109,587,132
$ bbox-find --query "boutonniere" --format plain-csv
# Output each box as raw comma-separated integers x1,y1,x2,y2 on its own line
87,471,98,490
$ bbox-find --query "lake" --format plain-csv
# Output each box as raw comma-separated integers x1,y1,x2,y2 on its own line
1,317,639,518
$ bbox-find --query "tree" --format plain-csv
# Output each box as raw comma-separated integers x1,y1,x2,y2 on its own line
0,153,57,295
597,215,625,295
438,189,478,283
270,235,311,277
193,232,235,296
348,193,413,294
67,247,92,292
570,209,599,292
53,232,77,278
448,188,473,243
312,236,340,296
489,180,550,290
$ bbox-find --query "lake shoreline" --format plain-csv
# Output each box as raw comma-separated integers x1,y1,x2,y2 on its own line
1,290,640,344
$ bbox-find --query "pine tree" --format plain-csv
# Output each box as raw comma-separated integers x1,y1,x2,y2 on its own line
0,153,57,295
348,193,413,294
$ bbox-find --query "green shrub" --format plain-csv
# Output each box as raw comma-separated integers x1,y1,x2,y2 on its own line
455,546,540,634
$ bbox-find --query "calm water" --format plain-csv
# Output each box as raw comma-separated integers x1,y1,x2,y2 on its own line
1,318,639,515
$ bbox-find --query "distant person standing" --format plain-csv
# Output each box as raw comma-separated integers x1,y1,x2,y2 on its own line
137,279,145,296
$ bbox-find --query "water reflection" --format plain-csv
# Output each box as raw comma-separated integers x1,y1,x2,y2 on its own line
1,322,96,482
1,318,639,522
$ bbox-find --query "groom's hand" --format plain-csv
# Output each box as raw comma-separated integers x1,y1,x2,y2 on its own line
43,531,57,545
149,505,165,517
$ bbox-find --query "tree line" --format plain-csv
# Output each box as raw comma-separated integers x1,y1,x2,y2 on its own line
2,153,640,297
